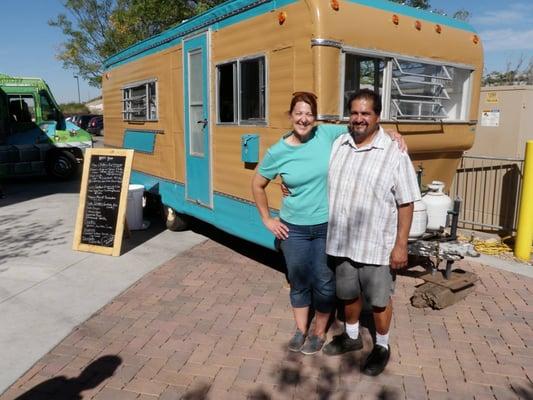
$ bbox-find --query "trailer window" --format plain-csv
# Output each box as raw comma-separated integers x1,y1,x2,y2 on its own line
216,56,266,125
390,60,471,121
342,52,472,121
122,80,157,121
343,55,385,116
240,57,265,123
218,62,236,123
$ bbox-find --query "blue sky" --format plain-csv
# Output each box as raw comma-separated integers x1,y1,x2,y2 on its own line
432,0,533,74
1,0,532,104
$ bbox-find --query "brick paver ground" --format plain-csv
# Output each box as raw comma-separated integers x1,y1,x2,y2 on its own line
1,239,532,399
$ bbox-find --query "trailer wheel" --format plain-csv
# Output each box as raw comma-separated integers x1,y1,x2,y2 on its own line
163,206,189,231
46,150,78,180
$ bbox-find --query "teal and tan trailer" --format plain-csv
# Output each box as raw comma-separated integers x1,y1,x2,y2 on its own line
102,0,483,248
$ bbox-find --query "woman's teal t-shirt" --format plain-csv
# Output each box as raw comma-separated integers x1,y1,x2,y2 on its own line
258,124,346,225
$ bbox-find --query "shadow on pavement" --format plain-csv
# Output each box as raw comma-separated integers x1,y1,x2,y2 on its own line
121,212,167,255
181,384,210,400
180,344,402,400
188,217,286,275
0,208,68,265
0,175,81,207
13,355,121,400
515,382,533,400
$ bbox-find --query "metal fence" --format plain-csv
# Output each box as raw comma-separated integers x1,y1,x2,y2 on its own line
450,154,525,233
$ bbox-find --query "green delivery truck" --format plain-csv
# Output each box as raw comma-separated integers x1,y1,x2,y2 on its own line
0,73,92,180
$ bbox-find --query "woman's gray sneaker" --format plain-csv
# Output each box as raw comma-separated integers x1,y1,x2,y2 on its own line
322,332,363,355
301,335,326,355
288,330,306,352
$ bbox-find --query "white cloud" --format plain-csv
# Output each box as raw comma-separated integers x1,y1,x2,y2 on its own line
471,3,533,26
480,28,533,51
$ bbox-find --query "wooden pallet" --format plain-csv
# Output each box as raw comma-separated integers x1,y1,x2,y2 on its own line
411,269,478,309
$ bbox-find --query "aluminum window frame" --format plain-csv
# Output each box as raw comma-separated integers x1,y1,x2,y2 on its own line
187,48,206,157
215,61,237,124
339,47,474,123
215,53,267,126
121,78,159,122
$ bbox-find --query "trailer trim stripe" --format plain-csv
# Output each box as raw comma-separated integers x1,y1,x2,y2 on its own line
130,170,278,249
104,0,476,70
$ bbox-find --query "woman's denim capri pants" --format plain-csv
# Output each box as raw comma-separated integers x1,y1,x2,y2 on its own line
279,220,335,313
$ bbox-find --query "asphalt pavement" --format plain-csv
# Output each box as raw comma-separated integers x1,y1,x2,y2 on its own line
0,172,205,395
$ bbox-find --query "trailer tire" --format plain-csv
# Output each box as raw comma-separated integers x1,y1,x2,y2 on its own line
163,206,189,231
46,150,78,180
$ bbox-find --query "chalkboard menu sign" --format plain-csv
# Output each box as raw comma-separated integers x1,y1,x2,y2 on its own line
73,149,134,256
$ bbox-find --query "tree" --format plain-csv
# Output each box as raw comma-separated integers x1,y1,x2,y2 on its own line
60,102,90,115
452,9,471,21
389,0,470,21
483,56,533,86
389,0,430,9
49,0,226,87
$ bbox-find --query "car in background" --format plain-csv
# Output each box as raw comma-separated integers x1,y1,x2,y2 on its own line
72,114,98,130
87,115,104,136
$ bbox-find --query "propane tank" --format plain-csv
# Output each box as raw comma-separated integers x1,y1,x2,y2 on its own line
409,199,428,241
422,181,453,231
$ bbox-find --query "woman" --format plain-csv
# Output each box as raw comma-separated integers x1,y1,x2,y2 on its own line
252,92,403,355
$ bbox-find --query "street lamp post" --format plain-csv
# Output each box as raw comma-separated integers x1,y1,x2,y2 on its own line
74,75,81,104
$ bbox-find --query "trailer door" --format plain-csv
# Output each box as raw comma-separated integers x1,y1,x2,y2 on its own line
183,33,212,208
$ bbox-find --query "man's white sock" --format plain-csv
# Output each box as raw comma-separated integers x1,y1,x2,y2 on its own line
345,322,359,339
376,332,389,349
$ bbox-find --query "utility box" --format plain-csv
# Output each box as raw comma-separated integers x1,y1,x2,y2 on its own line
472,85,533,158
241,134,259,163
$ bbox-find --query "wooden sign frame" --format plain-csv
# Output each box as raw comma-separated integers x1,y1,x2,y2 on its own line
73,148,134,256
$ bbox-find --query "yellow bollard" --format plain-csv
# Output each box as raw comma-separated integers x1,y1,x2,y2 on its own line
515,140,533,261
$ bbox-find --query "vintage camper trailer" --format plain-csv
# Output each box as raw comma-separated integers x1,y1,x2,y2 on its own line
102,0,483,249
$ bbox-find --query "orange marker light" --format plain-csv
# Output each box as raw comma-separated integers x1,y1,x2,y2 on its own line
472,34,479,44
392,14,399,25
331,0,340,11
435,24,442,34
105,73,111,80
278,11,286,25
415,20,422,30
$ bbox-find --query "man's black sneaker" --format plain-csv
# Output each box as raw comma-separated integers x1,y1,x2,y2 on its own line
362,345,390,376
322,332,363,356
288,330,306,352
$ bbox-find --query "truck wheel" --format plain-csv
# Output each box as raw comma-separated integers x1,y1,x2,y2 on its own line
163,206,189,231
46,151,78,180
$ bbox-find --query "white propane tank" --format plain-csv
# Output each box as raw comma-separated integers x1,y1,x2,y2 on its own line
422,181,453,231
409,200,428,241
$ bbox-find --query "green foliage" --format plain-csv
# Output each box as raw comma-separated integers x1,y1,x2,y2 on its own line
388,0,431,10
483,57,533,86
452,9,471,21
59,102,90,114
389,0,470,21
49,0,226,87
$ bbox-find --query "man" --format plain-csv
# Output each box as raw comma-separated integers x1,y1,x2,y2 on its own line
323,89,420,376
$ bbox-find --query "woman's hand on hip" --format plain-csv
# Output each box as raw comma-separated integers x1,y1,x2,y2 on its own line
263,217,289,240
